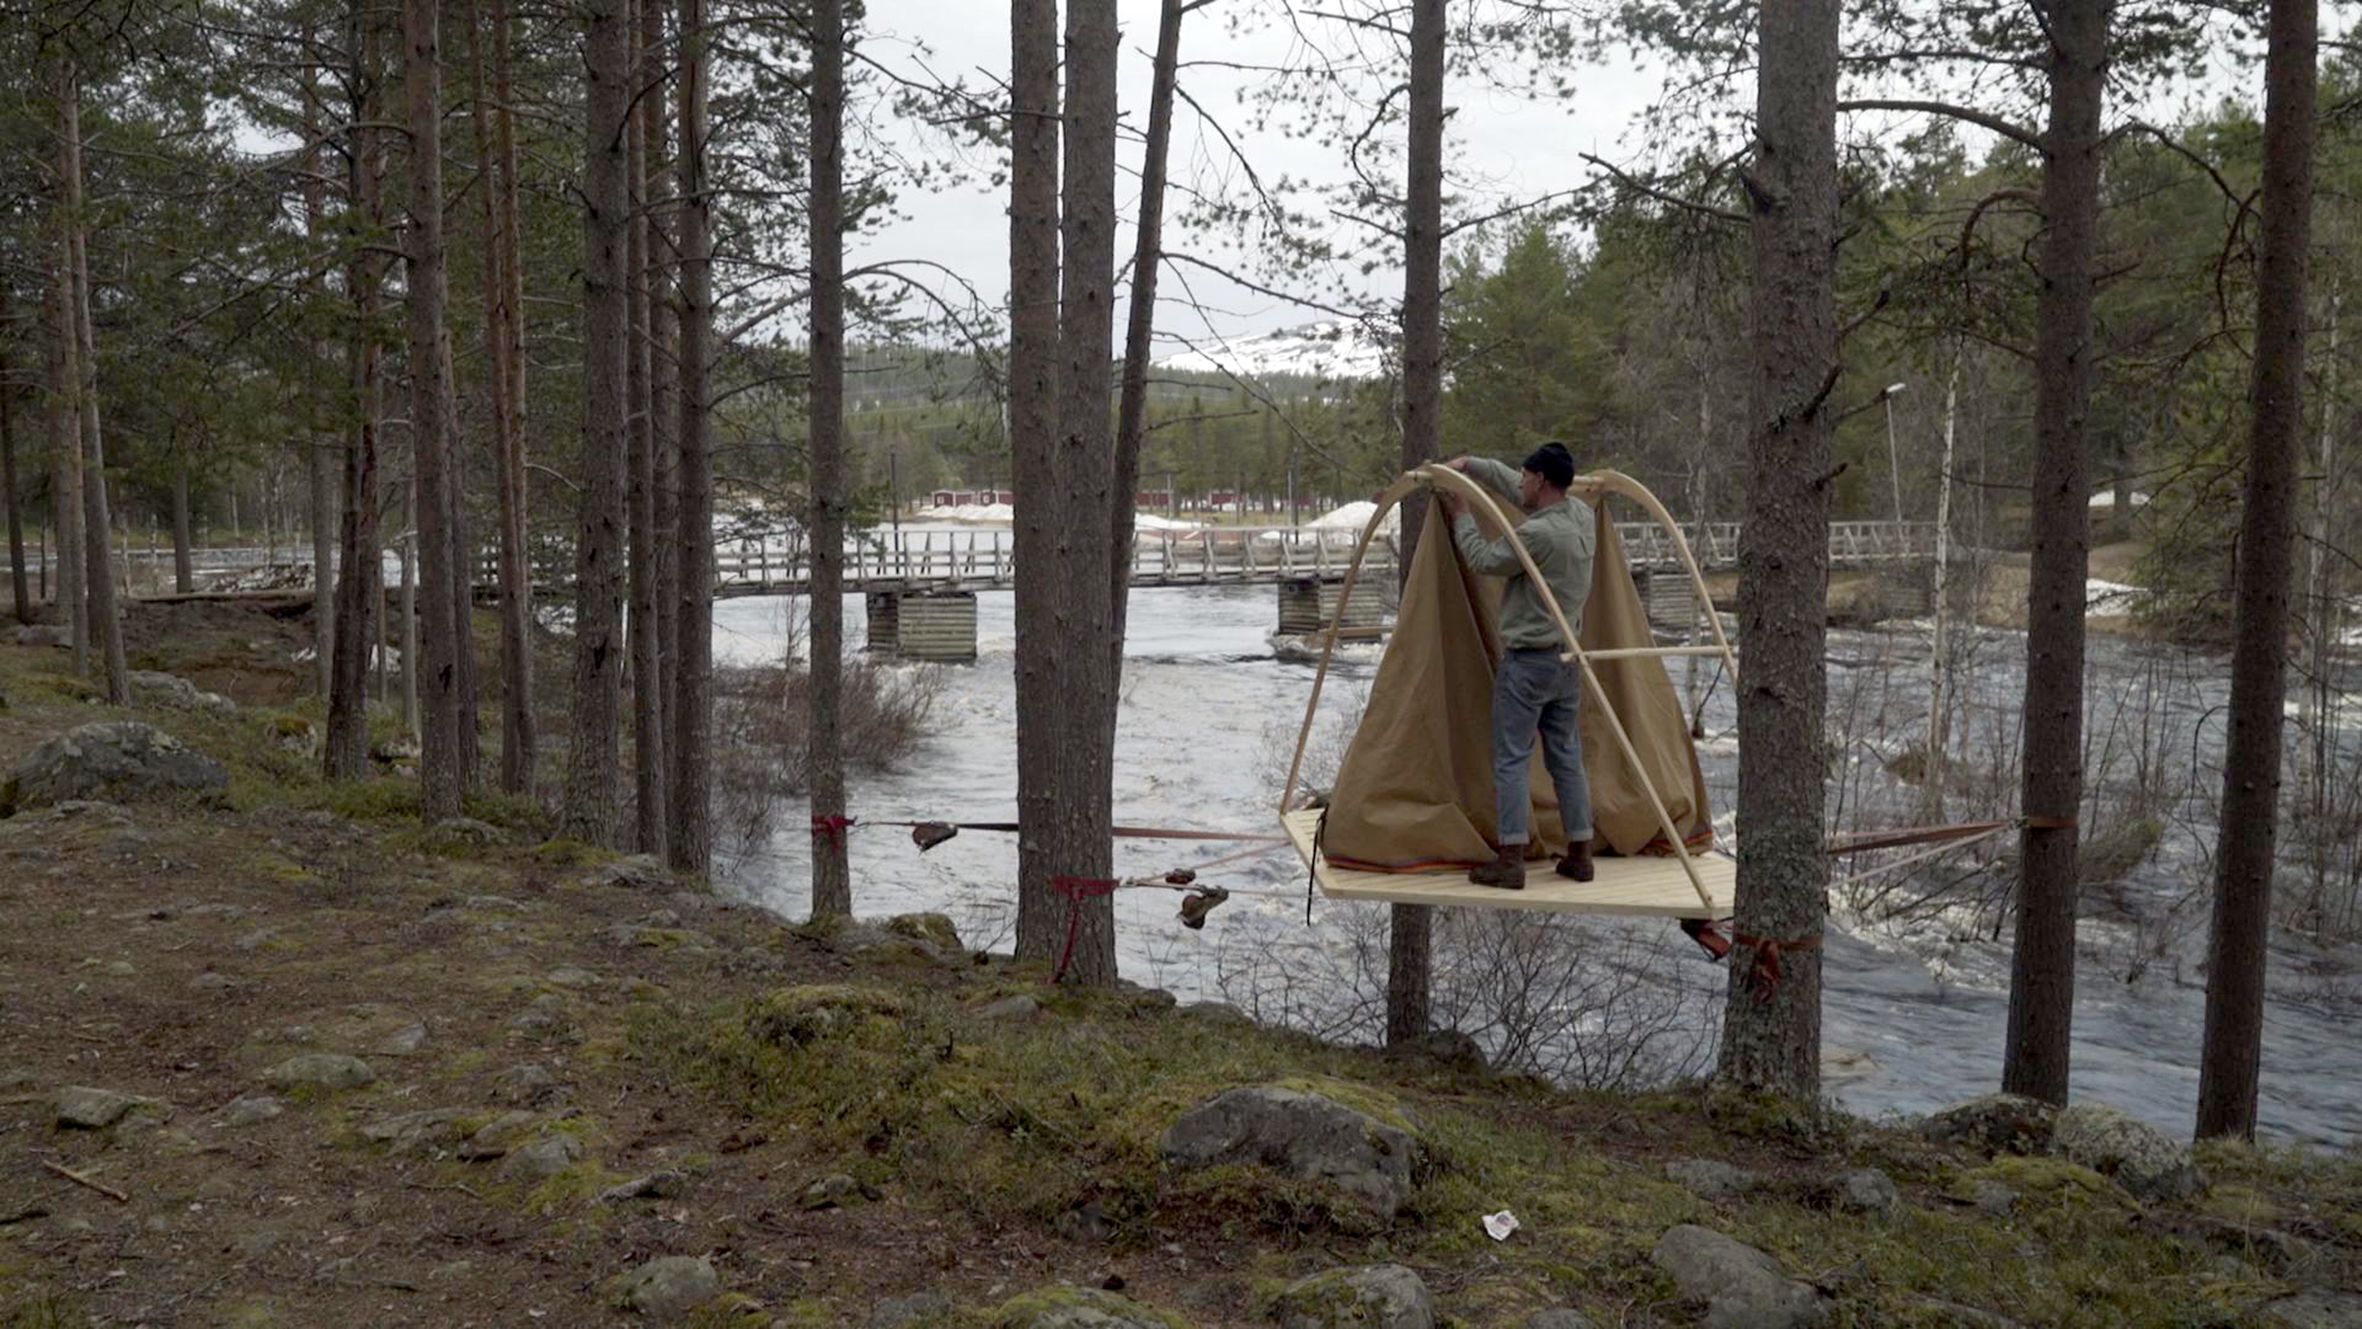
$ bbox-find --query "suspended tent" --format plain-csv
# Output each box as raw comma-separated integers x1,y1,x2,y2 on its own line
1280,464,1739,919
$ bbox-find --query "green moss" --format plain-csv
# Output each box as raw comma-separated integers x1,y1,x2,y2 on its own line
1,1297,93,1329
989,1285,1193,1329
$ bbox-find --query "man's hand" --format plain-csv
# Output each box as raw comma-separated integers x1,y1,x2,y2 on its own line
1437,486,1464,518
1448,455,1474,472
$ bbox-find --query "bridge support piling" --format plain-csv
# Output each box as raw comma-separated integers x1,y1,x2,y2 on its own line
1278,575,1387,641
865,587,978,663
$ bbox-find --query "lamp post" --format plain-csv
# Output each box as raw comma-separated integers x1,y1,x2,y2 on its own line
1880,381,1908,525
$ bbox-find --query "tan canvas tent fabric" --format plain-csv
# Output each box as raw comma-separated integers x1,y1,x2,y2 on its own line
1319,497,1715,871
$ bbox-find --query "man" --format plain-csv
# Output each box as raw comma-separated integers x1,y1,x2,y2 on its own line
1438,443,1595,890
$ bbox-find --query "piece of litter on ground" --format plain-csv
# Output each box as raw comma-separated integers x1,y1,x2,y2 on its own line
1483,1209,1519,1241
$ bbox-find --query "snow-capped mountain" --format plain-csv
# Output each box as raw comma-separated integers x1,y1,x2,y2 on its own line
1154,319,1389,382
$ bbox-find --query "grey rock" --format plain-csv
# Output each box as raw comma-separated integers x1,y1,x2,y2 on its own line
598,1171,690,1204
234,927,279,952
1160,1085,1422,1222
55,1086,167,1130
1914,1299,2022,1328
1650,1225,1829,1329
191,972,237,991
462,894,531,913
423,816,505,850
800,1172,869,1210
499,1133,583,1182
359,1108,476,1153
496,1063,565,1106
1834,1167,1901,1216
1270,1264,1435,1329
261,1052,375,1091
590,854,671,890
5,722,228,812
1970,1180,2018,1217
324,1004,429,1057
870,1292,956,1329
2050,1102,2202,1203
1383,1028,1488,1075
1922,1093,2058,1155
993,1286,1189,1329
128,671,235,714
1177,1001,1251,1026
457,1110,541,1160
546,966,601,988
2261,1288,2362,1328
102,959,136,976
216,1095,285,1128
1665,1158,1757,1202
1525,1312,1596,1329
1054,1200,1116,1244
509,993,571,1038
979,994,1042,1022
13,624,69,648
234,1227,288,1258
617,1255,721,1320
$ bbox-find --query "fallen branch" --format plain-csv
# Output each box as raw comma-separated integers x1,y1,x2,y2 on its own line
41,1158,129,1203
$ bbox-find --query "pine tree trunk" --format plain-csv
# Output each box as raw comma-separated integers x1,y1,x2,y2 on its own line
642,0,678,785
807,0,851,920
171,460,193,595
0,284,25,624
1008,0,1066,966
60,69,128,705
666,0,713,872
564,0,634,842
43,244,85,662
305,64,338,701
2003,0,2107,1106
1045,0,1122,985
474,0,535,796
1718,0,1840,1100
627,0,669,857
406,0,465,820
441,336,480,793
327,5,386,781
1107,0,1186,664
2196,0,2315,1142
1389,0,1447,1045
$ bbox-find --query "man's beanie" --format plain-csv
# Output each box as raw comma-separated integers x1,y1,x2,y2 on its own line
1521,441,1575,489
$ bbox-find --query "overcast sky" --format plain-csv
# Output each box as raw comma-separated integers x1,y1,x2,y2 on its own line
848,1,1674,353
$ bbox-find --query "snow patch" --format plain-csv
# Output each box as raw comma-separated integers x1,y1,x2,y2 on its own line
1154,319,1388,382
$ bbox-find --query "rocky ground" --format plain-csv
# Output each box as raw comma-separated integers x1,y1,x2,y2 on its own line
2,609,2359,1328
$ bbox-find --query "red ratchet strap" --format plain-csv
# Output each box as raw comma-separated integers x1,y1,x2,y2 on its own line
810,813,856,846
1051,875,1122,984
1731,931,1823,1004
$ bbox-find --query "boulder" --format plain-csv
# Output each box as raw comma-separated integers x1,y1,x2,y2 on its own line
872,1292,957,1329
55,1086,168,1130
1525,1312,1596,1329
1833,1167,1901,1216
978,994,1042,1022
457,1110,542,1159
2261,1288,2362,1328
599,1171,690,1205
215,1095,285,1128
616,1255,722,1321
1269,1264,1434,1329
128,671,235,714
989,1285,1191,1329
12,623,69,649
886,912,963,953
589,854,671,890
500,1132,584,1182
799,1172,869,1210
1382,1028,1488,1075
1159,1085,1421,1222
1650,1225,1829,1329
4,722,228,814
2050,1103,2202,1203
1921,1094,2058,1155
261,1053,375,1091
359,1108,476,1153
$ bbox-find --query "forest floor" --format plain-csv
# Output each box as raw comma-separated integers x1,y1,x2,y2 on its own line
2,605,2358,1328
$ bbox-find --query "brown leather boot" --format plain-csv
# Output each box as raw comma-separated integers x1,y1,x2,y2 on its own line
1555,839,1595,883
1468,845,1526,890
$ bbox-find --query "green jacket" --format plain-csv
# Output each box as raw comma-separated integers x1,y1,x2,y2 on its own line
1450,457,1595,651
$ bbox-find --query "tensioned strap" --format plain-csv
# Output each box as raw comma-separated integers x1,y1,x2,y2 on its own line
1731,930,1822,1004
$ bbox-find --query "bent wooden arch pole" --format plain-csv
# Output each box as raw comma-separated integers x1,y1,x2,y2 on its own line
1280,464,1723,911
1573,469,1740,681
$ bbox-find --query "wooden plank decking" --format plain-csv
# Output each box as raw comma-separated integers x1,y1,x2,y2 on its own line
1281,808,1735,919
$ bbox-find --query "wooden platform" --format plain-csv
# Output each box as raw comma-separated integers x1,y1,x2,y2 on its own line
1281,808,1735,919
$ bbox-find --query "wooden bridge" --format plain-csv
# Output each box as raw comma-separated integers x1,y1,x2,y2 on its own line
701,521,1938,598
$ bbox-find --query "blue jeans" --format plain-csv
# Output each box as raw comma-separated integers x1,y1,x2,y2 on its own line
1493,648,1592,847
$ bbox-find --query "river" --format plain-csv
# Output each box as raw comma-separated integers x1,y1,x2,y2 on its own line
709,579,2362,1149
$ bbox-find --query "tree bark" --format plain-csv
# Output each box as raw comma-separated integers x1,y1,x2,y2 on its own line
171,459,193,595
406,0,465,820
807,0,851,921
1009,0,1066,967
473,0,535,796
43,243,85,663
667,0,714,872
305,57,338,701
1049,0,1122,985
2196,0,2315,1142
1107,0,1187,668
2004,0,2108,1106
564,0,634,842
1718,0,1839,1101
1388,0,1447,1045
642,0,678,798
0,284,25,625
60,67,128,705
627,0,669,856
327,3,386,781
